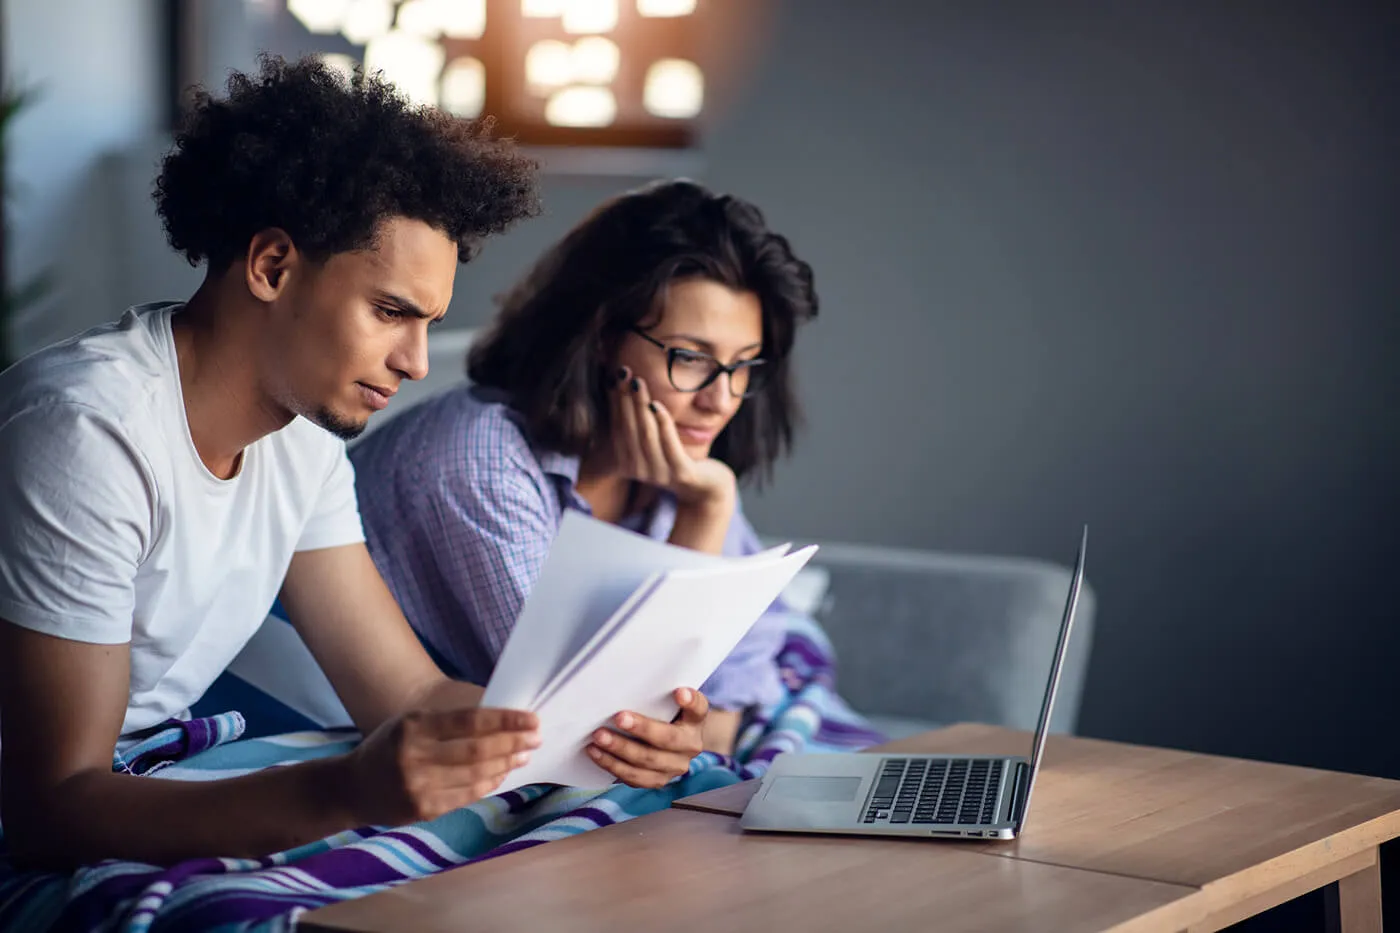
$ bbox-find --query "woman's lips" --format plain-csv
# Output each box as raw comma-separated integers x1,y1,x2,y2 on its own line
676,424,717,444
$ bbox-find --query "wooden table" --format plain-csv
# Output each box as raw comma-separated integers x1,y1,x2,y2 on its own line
303,724,1400,932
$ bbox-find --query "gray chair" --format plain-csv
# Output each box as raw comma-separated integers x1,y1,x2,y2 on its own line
794,541,1096,742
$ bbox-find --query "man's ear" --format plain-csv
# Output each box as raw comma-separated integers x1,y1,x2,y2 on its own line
244,228,298,302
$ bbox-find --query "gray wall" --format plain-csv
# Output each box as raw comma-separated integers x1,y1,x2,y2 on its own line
8,1,1398,778
744,0,1397,779
445,1,1400,780
3,0,164,352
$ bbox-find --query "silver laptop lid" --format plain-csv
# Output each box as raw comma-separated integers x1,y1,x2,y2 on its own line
1016,524,1088,831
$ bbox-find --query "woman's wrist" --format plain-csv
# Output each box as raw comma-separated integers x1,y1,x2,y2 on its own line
668,486,735,553
674,471,737,511
674,486,736,526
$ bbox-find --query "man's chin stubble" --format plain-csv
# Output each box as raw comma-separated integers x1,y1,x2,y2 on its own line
310,407,367,441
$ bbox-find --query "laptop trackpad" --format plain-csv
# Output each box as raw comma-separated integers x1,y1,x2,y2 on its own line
769,776,862,803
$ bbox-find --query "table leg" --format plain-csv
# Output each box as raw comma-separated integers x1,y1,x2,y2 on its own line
1324,849,1382,933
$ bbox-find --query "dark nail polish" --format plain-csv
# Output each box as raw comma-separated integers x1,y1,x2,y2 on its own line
648,401,659,413
630,378,640,392
616,367,627,382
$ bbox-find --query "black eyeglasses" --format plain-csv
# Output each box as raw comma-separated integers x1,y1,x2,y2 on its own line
629,328,769,399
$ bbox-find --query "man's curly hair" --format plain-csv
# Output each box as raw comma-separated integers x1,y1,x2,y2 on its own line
155,55,540,270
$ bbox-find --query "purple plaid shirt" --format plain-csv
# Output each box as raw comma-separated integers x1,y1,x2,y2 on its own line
349,384,786,710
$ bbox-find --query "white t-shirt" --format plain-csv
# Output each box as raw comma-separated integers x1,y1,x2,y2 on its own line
0,303,364,739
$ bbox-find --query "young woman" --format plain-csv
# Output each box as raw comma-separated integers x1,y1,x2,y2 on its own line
350,179,822,761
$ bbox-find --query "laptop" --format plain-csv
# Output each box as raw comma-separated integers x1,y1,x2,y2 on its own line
740,525,1088,841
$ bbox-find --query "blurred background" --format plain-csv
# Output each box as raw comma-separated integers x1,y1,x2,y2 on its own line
3,0,1397,791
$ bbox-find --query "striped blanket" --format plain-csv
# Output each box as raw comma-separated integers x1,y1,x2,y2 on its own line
0,614,883,932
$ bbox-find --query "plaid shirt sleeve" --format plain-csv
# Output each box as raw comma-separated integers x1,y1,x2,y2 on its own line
418,414,563,668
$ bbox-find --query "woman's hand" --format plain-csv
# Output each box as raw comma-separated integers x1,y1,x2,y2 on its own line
610,369,737,509
586,688,710,789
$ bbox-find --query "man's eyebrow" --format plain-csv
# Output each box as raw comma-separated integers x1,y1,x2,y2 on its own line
378,292,446,323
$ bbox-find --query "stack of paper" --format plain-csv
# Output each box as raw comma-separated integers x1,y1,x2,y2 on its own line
482,511,816,791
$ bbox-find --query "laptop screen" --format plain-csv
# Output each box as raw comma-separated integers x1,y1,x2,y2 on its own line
1016,524,1088,831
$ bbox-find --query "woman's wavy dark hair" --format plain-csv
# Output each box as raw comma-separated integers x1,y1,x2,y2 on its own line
467,179,818,484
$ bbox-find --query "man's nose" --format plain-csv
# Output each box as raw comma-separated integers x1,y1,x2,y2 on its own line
392,325,430,381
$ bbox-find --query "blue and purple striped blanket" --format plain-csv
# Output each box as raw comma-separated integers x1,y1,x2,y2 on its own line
0,613,882,932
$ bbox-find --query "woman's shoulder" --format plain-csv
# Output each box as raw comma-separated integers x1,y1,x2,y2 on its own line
357,383,518,451
352,386,532,496
413,387,560,520
423,385,548,476
449,386,540,464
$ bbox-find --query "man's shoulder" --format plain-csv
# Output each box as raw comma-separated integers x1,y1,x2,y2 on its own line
0,304,177,434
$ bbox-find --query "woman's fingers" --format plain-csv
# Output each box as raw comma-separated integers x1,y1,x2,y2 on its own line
613,368,644,478
609,368,628,468
607,708,702,759
630,377,666,483
672,687,710,728
585,742,673,789
648,398,695,486
590,725,688,774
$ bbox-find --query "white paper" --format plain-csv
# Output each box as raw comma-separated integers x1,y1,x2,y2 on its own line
496,545,817,792
483,510,789,710
531,574,665,710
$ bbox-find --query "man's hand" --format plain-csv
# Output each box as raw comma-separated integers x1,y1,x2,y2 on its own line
586,687,709,789
284,548,543,826
346,689,540,825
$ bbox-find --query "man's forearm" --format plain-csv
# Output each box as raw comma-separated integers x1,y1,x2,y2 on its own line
338,671,476,738
9,754,358,870
10,679,498,870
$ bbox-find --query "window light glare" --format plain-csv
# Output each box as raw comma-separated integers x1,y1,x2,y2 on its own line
318,52,360,84
440,0,487,38
364,29,445,106
561,0,617,34
340,0,395,45
525,40,574,91
441,57,486,117
522,0,566,16
637,0,695,17
643,58,703,118
570,36,620,85
288,0,352,34
544,85,617,126
395,0,443,38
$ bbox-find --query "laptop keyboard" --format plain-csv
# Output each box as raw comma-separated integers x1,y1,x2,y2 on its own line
862,757,1004,825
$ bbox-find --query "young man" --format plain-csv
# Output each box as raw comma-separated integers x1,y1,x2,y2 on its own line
0,56,711,871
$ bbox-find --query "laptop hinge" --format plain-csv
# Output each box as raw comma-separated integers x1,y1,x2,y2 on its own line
1007,761,1031,831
